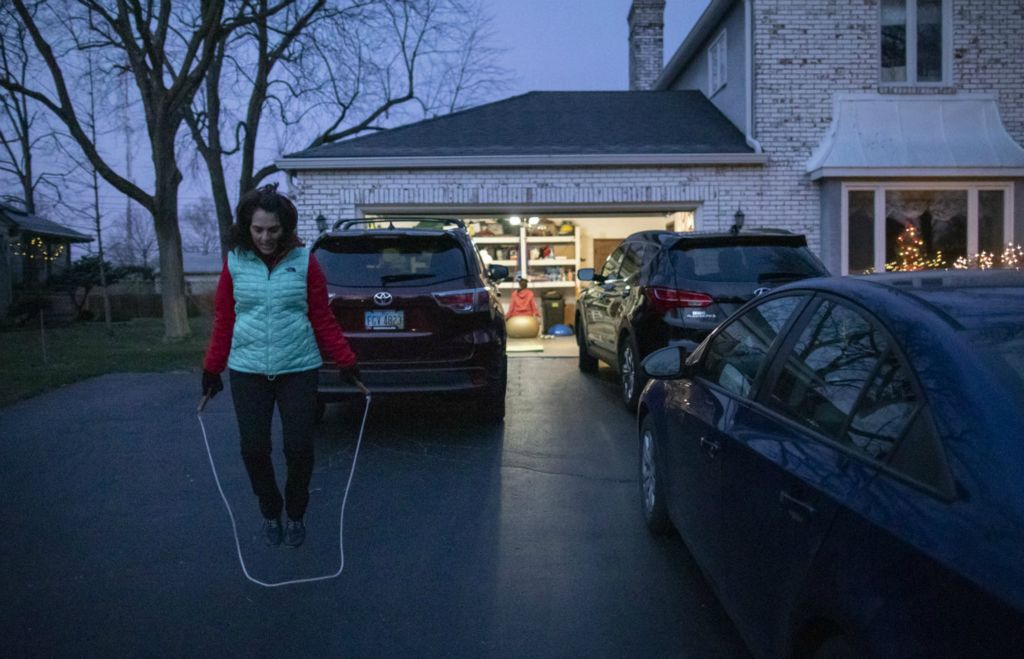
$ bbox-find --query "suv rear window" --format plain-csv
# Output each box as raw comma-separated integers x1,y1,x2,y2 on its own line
316,234,470,287
669,245,826,284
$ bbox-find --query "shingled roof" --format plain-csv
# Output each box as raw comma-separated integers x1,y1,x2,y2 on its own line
279,91,762,169
0,203,92,242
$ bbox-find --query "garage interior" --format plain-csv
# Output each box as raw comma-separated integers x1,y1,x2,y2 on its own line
363,209,696,356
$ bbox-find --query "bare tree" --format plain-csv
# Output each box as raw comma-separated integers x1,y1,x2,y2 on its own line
0,0,292,339
181,197,219,254
184,0,508,256
107,207,158,268
0,9,68,214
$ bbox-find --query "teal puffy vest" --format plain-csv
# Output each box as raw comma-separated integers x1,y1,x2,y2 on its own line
227,247,322,376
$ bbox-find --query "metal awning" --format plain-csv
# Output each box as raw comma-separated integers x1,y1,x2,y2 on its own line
806,93,1024,180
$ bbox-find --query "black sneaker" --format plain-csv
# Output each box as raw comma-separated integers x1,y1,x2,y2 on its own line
263,518,282,546
284,519,305,548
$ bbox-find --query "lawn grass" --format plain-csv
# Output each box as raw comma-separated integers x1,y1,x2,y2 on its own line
0,316,211,408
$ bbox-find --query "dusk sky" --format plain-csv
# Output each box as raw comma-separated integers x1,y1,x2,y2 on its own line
483,0,710,94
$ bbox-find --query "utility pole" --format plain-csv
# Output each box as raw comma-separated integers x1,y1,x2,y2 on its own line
86,8,112,332
123,54,135,265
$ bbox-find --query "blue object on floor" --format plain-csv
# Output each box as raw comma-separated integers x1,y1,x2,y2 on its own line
547,323,573,336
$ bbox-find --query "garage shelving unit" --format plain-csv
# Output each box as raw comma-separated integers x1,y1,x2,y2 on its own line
473,229,580,291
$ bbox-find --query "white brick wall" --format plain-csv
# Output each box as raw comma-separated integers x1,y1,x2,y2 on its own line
290,164,782,242
954,0,1024,142
748,0,1023,262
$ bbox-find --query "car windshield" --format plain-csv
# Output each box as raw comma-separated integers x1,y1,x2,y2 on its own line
315,234,469,287
668,245,826,283
915,287,1024,393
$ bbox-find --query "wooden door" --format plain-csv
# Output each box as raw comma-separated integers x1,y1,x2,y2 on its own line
591,239,621,276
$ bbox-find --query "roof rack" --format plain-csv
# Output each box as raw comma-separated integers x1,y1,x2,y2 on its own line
331,217,467,231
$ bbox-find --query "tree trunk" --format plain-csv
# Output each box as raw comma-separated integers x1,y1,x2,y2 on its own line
152,132,191,340
206,153,234,261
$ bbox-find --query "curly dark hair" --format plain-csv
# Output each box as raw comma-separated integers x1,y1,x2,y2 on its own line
227,183,302,254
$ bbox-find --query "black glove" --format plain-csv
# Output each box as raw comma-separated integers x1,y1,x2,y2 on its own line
202,370,224,399
338,364,361,385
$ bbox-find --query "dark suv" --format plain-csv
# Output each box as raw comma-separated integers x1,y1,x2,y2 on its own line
575,230,829,410
312,218,509,421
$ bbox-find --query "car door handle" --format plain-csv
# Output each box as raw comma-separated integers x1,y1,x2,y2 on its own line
699,436,721,459
779,490,816,523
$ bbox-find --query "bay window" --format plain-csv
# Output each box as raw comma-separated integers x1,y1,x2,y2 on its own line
842,184,1014,274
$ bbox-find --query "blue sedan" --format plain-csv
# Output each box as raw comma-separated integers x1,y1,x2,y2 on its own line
637,270,1024,659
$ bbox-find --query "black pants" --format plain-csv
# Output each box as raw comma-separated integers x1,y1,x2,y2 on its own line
229,368,318,521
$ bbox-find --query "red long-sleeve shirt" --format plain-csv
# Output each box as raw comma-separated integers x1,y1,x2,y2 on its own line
203,252,357,373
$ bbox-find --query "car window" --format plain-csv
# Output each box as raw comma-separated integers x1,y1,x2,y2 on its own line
846,350,918,461
699,295,806,398
669,245,826,284
768,300,899,452
315,234,469,287
618,244,644,281
601,246,626,280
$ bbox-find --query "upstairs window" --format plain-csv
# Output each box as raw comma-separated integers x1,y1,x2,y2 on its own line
880,0,951,85
708,30,727,96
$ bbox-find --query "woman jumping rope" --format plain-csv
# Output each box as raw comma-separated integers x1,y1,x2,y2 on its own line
201,183,360,548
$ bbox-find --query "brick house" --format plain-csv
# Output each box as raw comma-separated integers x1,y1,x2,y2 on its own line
277,0,1024,280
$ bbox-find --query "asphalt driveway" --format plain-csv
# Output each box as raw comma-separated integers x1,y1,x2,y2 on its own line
0,361,747,658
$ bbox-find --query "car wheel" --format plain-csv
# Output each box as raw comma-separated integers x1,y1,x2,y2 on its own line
619,335,644,411
576,316,598,373
639,415,671,535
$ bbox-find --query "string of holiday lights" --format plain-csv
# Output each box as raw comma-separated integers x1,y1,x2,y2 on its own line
874,226,1023,273
10,236,66,262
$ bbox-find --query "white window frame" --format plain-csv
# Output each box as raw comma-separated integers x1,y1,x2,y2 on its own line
708,30,727,96
840,182,1015,275
879,0,953,86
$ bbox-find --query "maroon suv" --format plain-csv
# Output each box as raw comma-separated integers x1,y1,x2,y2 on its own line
312,218,509,421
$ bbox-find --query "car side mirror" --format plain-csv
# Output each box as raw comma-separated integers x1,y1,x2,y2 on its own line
577,267,605,283
641,345,696,379
487,264,509,281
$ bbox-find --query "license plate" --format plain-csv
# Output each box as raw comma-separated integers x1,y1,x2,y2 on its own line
365,310,404,330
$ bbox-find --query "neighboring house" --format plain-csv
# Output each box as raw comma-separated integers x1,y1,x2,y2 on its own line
276,0,1024,278
153,251,223,297
0,202,93,317
182,251,223,296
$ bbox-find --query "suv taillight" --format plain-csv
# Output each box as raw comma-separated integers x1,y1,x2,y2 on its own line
433,288,489,313
644,287,713,313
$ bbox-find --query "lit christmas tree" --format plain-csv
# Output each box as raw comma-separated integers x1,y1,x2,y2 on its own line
885,225,945,272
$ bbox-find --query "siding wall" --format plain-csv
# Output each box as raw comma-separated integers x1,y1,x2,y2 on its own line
670,2,748,135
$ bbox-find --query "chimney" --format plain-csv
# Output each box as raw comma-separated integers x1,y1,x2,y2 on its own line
628,0,666,90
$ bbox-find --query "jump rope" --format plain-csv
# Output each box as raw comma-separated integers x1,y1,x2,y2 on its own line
196,383,371,588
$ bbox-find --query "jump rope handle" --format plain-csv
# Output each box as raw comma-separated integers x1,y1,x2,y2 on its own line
353,378,370,397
